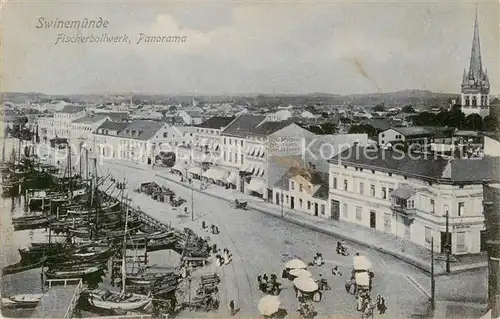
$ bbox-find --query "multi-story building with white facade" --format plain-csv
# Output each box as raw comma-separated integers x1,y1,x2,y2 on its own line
38,105,87,142
93,120,177,165
220,115,313,199
460,9,490,117
328,145,499,255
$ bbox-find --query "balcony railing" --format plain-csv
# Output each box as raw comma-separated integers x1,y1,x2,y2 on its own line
391,204,416,219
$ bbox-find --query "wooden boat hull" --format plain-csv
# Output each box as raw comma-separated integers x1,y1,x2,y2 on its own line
1,294,43,309
2,257,47,275
46,265,104,279
87,290,152,311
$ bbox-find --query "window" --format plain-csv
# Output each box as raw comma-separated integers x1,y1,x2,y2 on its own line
389,188,393,196
404,176,408,180
381,134,385,138
343,203,348,218
299,184,303,192
240,140,243,147
456,232,466,253
359,182,364,195
344,165,347,169
224,138,226,144
307,201,311,210
286,195,289,203
321,205,325,215
344,180,348,191
356,206,362,221
223,151,227,161
371,170,375,174
228,152,232,162
382,187,387,199
370,185,375,197
425,227,432,244
444,205,449,216
458,202,465,216
388,173,392,177
299,199,303,208
163,132,168,138
430,199,435,214
241,154,244,164
291,181,295,190
234,153,237,162
333,177,337,189
229,139,232,145
355,167,359,171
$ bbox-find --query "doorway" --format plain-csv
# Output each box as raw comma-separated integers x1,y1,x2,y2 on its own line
290,197,295,210
441,231,452,254
276,193,280,205
370,211,376,229
331,200,340,220
314,203,318,216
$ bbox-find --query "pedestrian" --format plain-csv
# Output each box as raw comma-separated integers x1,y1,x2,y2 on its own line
257,275,262,286
215,225,219,234
376,294,387,314
344,280,351,294
229,299,235,316
202,220,206,229
331,266,341,276
40,271,45,292
212,243,217,253
263,273,268,283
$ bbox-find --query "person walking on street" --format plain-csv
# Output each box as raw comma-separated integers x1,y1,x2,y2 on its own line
229,299,235,316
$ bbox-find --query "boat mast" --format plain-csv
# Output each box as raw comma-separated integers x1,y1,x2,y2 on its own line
93,158,100,239
121,195,129,296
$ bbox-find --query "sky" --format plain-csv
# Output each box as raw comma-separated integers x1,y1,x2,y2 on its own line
1,0,498,95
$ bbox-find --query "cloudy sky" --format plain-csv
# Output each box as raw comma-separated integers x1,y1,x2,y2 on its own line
2,0,498,95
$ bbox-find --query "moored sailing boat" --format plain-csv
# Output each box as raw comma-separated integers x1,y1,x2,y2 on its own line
87,199,152,311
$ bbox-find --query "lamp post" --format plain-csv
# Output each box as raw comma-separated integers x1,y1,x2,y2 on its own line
445,210,450,273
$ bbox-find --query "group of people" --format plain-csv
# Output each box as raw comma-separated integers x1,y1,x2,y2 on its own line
311,252,324,266
215,247,232,267
257,274,281,295
201,221,220,235
336,240,348,255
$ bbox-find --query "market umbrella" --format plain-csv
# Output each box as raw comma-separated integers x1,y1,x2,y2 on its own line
285,259,307,269
355,272,370,286
289,268,312,278
293,277,319,292
258,295,281,316
353,255,372,270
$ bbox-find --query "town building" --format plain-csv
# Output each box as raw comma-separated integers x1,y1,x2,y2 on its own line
378,126,456,149
460,9,490,117
177,110,204,125
93,120,174,165
37,105,87,142
272,167,329,218
328,145,499,255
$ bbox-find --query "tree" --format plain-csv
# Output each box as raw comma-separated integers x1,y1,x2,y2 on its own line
464,114,483,131
372,105,385,112
320,122,338,134
169,105,177,113
308,125,323,135
321,112,330,119
402,105,416,113
348,124,377,137
483,115,499,132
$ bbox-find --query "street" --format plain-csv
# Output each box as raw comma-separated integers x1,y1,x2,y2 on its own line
100,160,435,318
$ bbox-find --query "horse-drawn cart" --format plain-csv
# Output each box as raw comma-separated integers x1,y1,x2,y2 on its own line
230,199,248,210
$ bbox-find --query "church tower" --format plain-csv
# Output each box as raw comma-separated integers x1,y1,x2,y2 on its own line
460,6,490,118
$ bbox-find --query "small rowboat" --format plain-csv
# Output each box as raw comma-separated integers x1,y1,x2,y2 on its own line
45,264,104,279
1,294,43,309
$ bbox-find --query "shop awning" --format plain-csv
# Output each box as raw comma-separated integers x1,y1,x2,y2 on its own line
224,171,238,185
247,164,255,174
255,148,261,157
204,167,226,181
260,168,265,177
247,178,266,194
259,147,266,157
391,184,416,200
254,167,261,176
188,166,203,176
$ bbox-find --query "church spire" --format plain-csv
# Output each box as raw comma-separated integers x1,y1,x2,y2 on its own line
462,69,467,86
468,4,483,82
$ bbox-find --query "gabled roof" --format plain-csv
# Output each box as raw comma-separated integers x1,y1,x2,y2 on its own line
329,145,499,183
95,120,128,133
312,183,329,200
72,114,109,124
57,105,86,114
389,126,455,137
195,116,235,129
117,120,166,140
222,114,298,138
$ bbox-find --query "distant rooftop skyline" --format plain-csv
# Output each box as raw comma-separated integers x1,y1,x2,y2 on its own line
2,1,498,96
